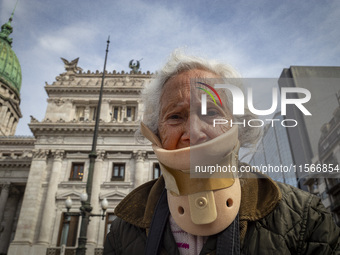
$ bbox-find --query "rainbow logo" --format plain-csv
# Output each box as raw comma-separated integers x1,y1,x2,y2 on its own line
196,82,223,106
196,82,222,115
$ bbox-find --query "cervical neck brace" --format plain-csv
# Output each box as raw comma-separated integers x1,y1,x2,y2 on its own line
141,123,239,195
140,122,241,236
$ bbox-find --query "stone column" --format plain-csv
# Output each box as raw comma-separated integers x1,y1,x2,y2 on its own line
101,99,110,122
87,150,105,252
0,105,8,124
8,149,49,254
0,187,20,254
84,106,90,120
134,151,146,188
121,105,126,121
3,111,11,128
0,182,11,223
6,115,14,135
0,109,10,133
10,119,18,136
38,150,64,245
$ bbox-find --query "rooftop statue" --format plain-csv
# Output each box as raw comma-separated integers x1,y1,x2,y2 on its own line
129,59,140,74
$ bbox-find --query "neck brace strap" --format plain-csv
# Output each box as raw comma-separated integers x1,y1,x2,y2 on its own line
140,123,240,196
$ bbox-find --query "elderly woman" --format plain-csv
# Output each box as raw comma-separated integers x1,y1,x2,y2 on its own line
104,52,340,255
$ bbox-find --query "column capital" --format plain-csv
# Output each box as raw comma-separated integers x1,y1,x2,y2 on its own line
133,150,146,162
96,150,106,160
1,182,11,191
65,98,74,103
32,149,49,159
51,149,65,160
10,186,21,197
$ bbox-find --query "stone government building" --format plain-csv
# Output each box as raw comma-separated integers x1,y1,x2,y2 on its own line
0,15,159,255
9,60,157,255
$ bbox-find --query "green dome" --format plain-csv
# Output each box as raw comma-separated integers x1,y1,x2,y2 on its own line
0,17,22,96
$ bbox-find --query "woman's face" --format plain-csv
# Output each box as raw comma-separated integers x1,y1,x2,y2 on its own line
158,69,232,150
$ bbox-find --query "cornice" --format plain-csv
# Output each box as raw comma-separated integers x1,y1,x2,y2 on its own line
52,71,153,83
101,181,134,189
0,159,32,167
0,136,35,145
45,71,153,96
29,121,139,136
44,86,144,96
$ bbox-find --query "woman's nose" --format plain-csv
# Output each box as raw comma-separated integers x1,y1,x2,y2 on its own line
182,114,208,146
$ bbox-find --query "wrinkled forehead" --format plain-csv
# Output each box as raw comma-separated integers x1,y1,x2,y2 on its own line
161,69,226,99
166,68,222,84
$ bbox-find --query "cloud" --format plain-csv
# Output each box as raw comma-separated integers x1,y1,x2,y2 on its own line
1,0,339,135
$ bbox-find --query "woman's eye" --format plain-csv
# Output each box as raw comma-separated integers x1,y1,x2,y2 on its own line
166,114,184,124
206,109,220,117
169,114,180,119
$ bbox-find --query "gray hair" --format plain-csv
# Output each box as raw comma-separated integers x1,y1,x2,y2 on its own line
138,50,261,148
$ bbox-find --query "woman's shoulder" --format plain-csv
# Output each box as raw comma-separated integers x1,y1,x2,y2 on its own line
257,181,340,254
114,176,165,229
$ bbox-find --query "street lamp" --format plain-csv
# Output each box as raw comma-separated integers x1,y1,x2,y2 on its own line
65,196,73,211
80,190,88,203
64,37,111,255
63,195,108,253
101,198,109,220
64,195,109,219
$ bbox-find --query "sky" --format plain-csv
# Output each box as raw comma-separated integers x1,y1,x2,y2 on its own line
1,0,340,136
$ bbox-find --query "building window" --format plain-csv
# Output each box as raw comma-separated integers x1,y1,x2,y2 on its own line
112,106,122,121
76,106,85,121
104,213,117,243
76,106,97,121
57,213,79,247
89,106,97,121
112,163,125,181
153,163,161,179
69,163,84,181
111,105,137,122
126,106,136,121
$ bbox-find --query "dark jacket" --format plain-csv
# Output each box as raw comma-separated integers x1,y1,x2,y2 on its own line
104,173,340,254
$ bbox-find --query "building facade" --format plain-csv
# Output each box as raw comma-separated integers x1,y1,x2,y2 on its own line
0,136,34,255
316,96,340,225
0,14,36,255
247,112,298,187
6,58,159,255
279,66,340,225
0,14,159,253
279,66,340,188
0,14,22,137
